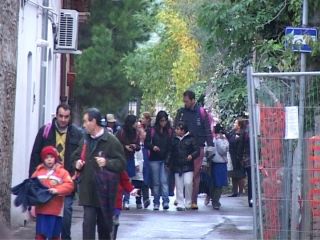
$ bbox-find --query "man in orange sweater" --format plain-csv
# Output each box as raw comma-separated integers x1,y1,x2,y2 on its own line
31,146,74,240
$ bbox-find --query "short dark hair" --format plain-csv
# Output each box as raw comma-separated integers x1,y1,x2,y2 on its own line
214,123,225,134
176,121,189,133
84,108,103,126
183,90,195,100
56,103,71,115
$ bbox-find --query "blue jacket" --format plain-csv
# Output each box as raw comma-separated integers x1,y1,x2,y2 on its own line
11,178,54,211
175,104,213,147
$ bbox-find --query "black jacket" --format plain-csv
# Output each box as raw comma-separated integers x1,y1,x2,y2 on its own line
11,178,54,211
227,129,245,171
167,133,200,175
29,118,83,177
145,127,172,161
175,104,213,147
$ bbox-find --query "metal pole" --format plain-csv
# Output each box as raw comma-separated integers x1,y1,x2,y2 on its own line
281,80,296,240
247,66,264,239
291,0,308,239
247,66,258,240
38,0,49,127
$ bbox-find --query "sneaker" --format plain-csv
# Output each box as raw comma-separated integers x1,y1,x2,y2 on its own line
176,207,186,211
163,202,169,210
136,204,142,209
153,205,159,211
174,200,178,206
191,203,198,210
123,202,130,210
213,205,220,210
212,202,221,210
143,199,151,209
228,193,239,197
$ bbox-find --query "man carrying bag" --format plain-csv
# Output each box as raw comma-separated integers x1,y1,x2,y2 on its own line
73,108,126,240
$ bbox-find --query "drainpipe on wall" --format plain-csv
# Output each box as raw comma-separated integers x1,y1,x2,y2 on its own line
38,0,49,127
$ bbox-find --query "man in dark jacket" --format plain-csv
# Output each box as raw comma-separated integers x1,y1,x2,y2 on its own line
29,103,83,240
174,90,213,210
73,108,126,240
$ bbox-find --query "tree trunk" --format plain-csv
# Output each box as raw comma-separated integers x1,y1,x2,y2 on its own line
0,1,19,225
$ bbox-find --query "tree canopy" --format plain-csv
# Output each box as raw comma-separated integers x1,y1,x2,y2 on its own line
75,0,149,114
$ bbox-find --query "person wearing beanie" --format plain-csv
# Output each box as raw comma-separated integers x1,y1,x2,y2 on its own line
31,146,74,240
29,104,83,240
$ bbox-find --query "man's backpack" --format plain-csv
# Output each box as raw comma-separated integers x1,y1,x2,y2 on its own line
42,123,52,139
177,106,209,124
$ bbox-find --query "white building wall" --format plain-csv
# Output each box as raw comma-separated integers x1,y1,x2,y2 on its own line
11,0,62,227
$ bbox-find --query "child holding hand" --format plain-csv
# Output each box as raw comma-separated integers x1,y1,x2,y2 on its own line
31,146,74,240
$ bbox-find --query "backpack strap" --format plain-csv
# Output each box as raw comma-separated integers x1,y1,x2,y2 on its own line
42,123,52,139
151,127,155,139
199,107,206,121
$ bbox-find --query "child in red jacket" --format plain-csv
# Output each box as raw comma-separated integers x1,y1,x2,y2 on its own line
31,146,74,240
113,171,138,239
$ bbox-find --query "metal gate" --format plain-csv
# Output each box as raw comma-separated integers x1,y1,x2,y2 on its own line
247,67,320,240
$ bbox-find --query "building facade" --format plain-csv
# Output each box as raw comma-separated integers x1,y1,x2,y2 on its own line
11,0,63,226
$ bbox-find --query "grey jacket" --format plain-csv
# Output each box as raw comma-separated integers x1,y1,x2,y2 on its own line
212,138,229,163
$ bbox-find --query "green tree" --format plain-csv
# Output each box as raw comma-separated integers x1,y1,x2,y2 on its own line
123,0,201,114
75,0,149,114
76,25,132,113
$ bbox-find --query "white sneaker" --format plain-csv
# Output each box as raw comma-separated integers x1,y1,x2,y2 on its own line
123,202,130,210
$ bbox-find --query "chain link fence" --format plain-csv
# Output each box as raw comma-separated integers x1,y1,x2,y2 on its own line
247,67,320,240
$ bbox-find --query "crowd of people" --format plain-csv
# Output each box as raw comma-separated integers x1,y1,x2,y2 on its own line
11,90,252,240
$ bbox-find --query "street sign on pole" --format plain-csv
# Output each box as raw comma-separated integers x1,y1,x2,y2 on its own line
285,27,317,53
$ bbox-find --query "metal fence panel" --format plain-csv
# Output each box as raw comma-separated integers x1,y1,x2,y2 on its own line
247,67,320,240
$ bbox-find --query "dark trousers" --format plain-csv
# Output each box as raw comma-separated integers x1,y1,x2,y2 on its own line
83,206,111,240
61,195,73,240
131,180,149,204
246,167,252,205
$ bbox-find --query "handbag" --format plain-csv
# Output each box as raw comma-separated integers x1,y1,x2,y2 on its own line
227,152,233,171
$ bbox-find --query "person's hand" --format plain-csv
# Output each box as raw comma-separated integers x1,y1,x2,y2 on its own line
153,146,160,152
95,157,107,167
48,188,58,194
75,160,85,170
130,144,137,150
187,155,192,161
130,188,140,197
125,145,134,152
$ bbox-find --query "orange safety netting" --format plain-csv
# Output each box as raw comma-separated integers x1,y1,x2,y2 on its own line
308,137,320,221
259,103,285,240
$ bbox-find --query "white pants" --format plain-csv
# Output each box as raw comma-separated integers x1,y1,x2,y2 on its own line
175,171,193,208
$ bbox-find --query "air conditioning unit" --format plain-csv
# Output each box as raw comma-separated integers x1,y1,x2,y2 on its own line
55,9,79,52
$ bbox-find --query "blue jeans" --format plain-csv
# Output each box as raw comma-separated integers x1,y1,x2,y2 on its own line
61,195,73,240
149,161,169,205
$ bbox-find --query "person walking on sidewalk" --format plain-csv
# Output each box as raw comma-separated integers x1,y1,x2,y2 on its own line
227,118,246,197
131,121,150,209
73,108,126,240
113,171,139,240
31,146,74,240
174,90,213,210
116,115,140,210
167,122,200,211
29,103,82,240
210,124,229,210
145,111,172,211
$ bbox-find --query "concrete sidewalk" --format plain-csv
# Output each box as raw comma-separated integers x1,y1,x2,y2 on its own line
11,195,253,240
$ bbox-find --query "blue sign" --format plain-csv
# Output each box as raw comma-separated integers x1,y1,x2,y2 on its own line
285,27,318,53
